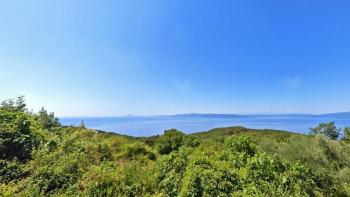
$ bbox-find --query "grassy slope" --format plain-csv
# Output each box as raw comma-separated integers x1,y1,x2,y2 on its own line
2,124,350,196
1,98,349,196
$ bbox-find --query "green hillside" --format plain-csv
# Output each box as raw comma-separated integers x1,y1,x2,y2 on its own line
1,97,350,196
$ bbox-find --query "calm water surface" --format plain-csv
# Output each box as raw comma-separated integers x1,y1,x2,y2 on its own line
60,116,350,137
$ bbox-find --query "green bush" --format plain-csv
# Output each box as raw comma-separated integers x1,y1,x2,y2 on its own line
156,148,190,196
180,155,241,196
28,153,81,195
122,143,156,160
81,164,119,196
157,129,185,154
0,160,22,183
184,137,318,196
184,135,200,148
0,110,37,162
98,144,113,161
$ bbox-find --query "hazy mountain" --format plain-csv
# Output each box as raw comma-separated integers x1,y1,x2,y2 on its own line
316,112,350,118
170,112,350,119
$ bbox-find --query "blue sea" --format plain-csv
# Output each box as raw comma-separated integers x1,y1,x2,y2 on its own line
59,115,350,137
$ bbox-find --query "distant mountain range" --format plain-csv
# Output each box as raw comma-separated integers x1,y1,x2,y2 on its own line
315,112,350,118
170,112,350,119
61,112,350,119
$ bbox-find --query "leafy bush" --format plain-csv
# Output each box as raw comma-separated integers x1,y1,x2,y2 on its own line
122,143,156,160
98,144,113,161
0,110,37,162
0,160,22,183
184,135,200,147
157,129,185,154
156,148,190,196
28,153,81,195
81,164,119,196
180,154,241,196
114,162,157,196
82,162,157,196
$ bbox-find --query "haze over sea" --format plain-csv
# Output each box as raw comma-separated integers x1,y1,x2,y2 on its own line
60,114,350,137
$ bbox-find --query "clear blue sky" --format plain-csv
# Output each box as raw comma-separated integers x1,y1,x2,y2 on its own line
1,0,350,116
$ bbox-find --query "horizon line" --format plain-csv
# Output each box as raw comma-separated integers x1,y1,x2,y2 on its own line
57,111,350,118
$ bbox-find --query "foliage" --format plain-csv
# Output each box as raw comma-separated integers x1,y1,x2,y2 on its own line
0,97,349,196
310,122,340,140
156,147,190,196
80,163,119,196
0,160,22,183
35,107,61,130
183,135,200,148
0,96,27,112
79,120,86,129
157,137,318,196
0,104,37,162
157,129,185,154
121,142,156,160
343,127,350,143
28,153,81,195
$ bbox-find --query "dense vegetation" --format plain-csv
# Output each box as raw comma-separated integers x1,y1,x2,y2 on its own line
1,97,350,196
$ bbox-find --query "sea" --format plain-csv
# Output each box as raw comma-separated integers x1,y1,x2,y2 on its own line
59,115,350,137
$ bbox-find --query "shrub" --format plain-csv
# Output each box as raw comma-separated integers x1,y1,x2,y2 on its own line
0,160,22,183
157,129,185,154
28,153,81,195
156,148,190,196
0,110,37,162
98,144,113,161
180,155,241,196
81,164,119,196
122,143,155,160
184,136,200,148
182,136,318,196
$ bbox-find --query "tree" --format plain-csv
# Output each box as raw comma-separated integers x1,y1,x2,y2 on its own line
0,96,27,112
343,127,350,143
0,109,36,162
36,107,60,129
79,120,86,129
0,96,36,163
310,122,340,140
15,96,26,112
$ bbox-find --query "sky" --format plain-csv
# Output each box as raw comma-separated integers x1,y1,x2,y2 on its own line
1,0,350,116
